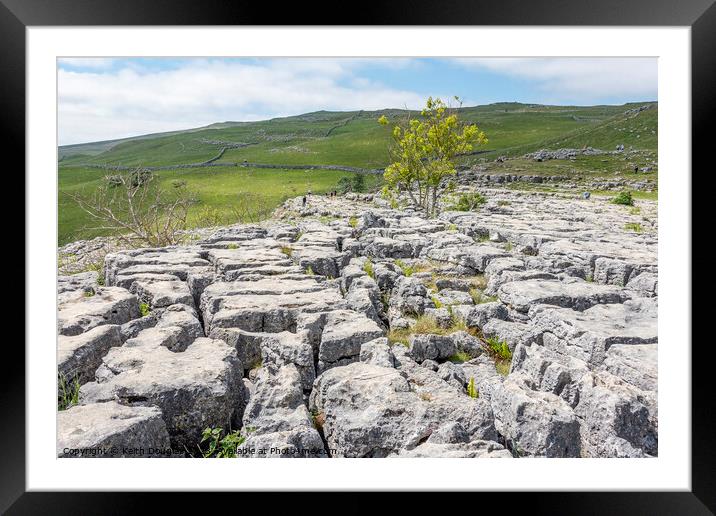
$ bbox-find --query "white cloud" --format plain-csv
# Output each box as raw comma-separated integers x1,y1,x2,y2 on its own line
57,58,117,69
453,57,657,102
58,59,428,145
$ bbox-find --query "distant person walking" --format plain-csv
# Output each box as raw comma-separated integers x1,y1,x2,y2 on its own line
302,196,307,207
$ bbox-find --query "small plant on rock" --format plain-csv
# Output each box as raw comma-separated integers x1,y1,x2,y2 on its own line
469,287,496,305
486,335,512,361
226,243,239,250
411,314,441,334
495,360,511,377
348,216,358,228
139,302,151,317
387,327,412,346
450,192,487,212
467,377,479,398
200,427,246,458
449,351,472,363
83,290,95,298
280,246,294,257
305,265,315,276
624,222,643,233
58,373,81,411
611,191,634,206
395,259,414,277
362,259,375,279
311,410,326,432
431,295,443,309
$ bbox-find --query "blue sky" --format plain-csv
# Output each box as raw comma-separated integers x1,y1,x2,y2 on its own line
58,57,657,145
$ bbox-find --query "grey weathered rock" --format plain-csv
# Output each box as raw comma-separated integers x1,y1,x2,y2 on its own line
155,304,204,347
58,189,659,459
391,438,512,458
130,279,195,309
529,299,657,365
407,334,457,362
57,401,171,458
450,331,485,357
575,371,657,457
120,313,159,342
238,365,326,458
58,287,140,336
626,272,658,297
509,343,589,407
489,375,582,457
482,319,535,351
452,302,508,329
58,324,122,385
359,337,395,368
318,310,384,369
201,277,346,333
310,362,497,457
425,245,509,273
80,337,245,450
434,277,471,292
260,331,316,390
58,271,99,295
364,236,414,259
436,361,467,390
389,276,433,316
435,289,474,306
498,279,626,313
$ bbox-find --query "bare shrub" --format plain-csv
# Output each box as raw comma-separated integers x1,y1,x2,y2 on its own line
65,168,195,247
229,192,278,223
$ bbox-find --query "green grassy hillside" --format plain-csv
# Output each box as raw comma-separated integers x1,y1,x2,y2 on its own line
58,101,657,244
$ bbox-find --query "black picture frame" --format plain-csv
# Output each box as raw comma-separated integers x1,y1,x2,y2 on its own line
5,0,710,512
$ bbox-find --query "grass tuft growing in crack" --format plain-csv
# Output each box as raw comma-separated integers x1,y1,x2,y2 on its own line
58,373,81,411
467,377,479,398
362,259,374,279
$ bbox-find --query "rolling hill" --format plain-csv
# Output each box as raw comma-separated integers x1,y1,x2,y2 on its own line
58,101,657,244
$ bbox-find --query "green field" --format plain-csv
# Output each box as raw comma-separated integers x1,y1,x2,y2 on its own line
58,101,658,245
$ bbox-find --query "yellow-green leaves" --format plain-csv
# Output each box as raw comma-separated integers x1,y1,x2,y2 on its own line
379,97,488,217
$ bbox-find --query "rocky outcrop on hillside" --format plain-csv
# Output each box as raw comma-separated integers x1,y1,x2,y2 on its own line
56,189,658,458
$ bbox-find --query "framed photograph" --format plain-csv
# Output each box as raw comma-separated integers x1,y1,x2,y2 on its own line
8,0,711,511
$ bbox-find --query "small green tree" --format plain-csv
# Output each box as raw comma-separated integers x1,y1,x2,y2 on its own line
378,97,487,217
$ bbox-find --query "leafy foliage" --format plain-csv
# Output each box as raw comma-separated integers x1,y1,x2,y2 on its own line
337,173,367,194
486,335,512,360
379,97,487,217
611,191,634,206
449,351,472,363
449,192,487,212
200,427,246,458
394,259,414,277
